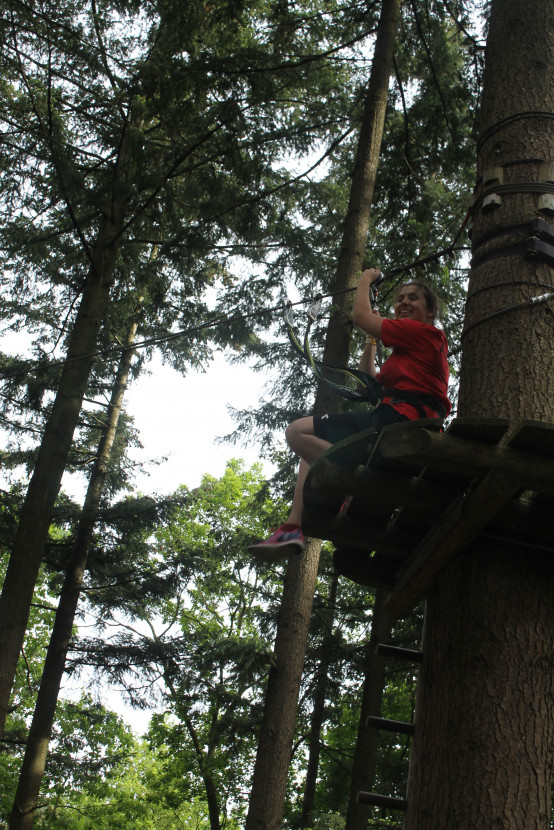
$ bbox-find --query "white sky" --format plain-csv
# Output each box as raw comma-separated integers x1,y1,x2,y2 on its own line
123,350,278,495
55,347,280,505
61,349,282,735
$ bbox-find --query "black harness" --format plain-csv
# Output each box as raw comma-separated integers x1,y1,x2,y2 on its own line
383,389,446,420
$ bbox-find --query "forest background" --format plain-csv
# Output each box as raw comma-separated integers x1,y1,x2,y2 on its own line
0,0,486,828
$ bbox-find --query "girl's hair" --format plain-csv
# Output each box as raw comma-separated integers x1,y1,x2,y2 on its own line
398,281,440,322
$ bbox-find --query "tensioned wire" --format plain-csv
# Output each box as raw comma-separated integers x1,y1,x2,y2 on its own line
4,208,553,383
0,239,467,384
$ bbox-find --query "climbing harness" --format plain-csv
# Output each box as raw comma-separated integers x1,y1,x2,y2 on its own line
383,389,447,420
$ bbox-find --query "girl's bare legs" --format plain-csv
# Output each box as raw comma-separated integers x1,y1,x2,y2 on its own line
248,415,331,556
285,416,331,526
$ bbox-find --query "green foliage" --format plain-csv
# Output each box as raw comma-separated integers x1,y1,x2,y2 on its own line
35,740,231,829
0,0,490,825
70,460,287,825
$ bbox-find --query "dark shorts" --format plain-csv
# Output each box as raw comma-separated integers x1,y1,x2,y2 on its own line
313,403,409,446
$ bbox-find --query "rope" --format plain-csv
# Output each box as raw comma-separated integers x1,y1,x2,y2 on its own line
1,238,469,383
285,297,382,404
449,291,554,356
477,111,554,151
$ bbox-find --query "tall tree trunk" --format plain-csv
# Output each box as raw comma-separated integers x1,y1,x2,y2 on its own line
319,0,403,414
299,571,339,829
404,2,554,828
182,714,222,830
9,320,139,830
246,2,402,827
0,215,122,732
246,539,322,830
344,588,392,830
161,660,223,830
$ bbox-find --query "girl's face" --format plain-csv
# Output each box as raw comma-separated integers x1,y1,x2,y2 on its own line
394,284,434,324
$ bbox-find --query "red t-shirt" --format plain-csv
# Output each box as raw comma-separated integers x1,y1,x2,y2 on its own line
377,318,451,419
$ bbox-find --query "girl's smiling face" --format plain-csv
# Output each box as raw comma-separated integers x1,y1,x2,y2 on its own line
394,284,434,324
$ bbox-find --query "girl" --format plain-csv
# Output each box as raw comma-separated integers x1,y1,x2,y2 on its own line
248,267,450,559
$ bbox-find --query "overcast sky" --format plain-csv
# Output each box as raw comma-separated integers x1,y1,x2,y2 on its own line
119,349,279,496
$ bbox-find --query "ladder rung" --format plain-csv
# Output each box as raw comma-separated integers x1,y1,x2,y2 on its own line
356,791,408,811
376,643,423,662
366,715,415,735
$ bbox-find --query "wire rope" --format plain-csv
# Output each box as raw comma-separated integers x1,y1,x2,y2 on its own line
0,239,469,383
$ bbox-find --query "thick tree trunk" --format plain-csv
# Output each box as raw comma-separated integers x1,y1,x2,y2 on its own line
0,215,122,733
299,571,339,829
404,2,554,827
457,1,554,419
407,545,554,829
344,588,392,830
8,322,138,830
246,2,402,826
318,0,403,414
246,538,321,830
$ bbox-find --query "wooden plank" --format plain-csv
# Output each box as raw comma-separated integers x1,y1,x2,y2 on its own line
366,716,415,735
309,426,378,469
375,644,423,662
445,417,511,444
306,459,457,527
504,419,554,455
357,792,407,811
374,427,554,496
367,425,432,476
303,425,459,552
370,426,491,479
301,504,417,558
314,460,455,510
303,417,554,610
305,417,442,478
386,467,522,618
303,426,402,511
333,549,400,588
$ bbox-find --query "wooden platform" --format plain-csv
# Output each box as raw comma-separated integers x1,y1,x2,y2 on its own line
302,417,554,617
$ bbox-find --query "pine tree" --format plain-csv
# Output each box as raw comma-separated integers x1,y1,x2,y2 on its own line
0,0,373,730
246,2,403,827
9,318,140,830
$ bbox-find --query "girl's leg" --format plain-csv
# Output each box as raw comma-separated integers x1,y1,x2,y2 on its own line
248,416,331,558
285,416,331,465
284,417,331,526
286,458,310,527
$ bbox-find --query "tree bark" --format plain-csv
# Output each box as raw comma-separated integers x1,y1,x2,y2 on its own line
407,545,554,830
404,2,554,827
246,538,322,830
318,0,403,414
457,0,554,420
246,2,402,826
8,321,138,830
183,714,222,830
0,214,122,733
299,571,339,829
344,588,392,830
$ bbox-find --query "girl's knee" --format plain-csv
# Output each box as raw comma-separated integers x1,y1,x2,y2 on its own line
286,416,314,453
285,419,300,449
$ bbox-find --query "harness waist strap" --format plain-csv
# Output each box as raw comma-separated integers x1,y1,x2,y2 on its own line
383,388,446,419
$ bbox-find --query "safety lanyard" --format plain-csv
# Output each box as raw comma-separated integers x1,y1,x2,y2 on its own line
285,294,383,404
